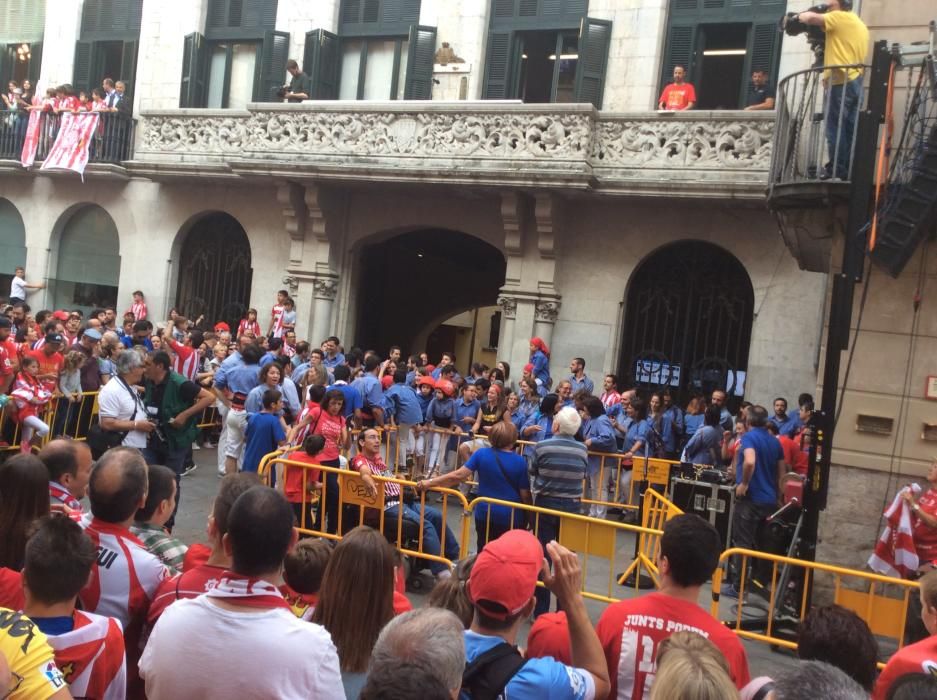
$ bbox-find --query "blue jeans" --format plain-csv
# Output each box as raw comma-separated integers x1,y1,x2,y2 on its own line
826,77,862,179
385,502,460,575
142,443,188,531
532,495,581,617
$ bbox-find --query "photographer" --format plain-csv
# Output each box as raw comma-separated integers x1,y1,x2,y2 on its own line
795,0,869,180
142,350,215,527
283,59,310,103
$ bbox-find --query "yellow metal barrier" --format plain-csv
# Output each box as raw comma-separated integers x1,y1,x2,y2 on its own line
617,488,684,588
259,455,471,574
711,547,920,666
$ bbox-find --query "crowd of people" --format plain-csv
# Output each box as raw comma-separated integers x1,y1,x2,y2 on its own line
1,280,936,699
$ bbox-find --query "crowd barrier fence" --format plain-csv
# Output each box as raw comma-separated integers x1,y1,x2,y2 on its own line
711,547,920,667
617,487,685,588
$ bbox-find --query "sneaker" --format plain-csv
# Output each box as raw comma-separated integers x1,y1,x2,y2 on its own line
182,464,198,477
191,443,201,451
720,583,740,599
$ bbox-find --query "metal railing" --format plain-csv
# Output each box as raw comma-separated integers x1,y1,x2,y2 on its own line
0,110,135,164
770,63,869,191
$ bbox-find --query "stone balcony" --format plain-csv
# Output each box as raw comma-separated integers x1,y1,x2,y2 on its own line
129,102,775,200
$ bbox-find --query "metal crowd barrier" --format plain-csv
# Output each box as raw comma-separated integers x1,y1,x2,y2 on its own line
618,488,685,588
711,547,920,667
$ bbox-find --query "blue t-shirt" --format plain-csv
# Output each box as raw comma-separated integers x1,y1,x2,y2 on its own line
682,424,723,466
385,383,424,425
465,447,529,528
243,411,285,474
462,631,594,700
327,382,362,419
735,427,783,505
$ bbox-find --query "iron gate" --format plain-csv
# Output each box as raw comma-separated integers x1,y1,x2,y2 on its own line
176,213,253,332
619,241,754,406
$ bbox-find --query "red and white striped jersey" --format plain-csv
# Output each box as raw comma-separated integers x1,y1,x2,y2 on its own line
130,301,147,321
167,339,201,381
270,304,285,339
47,610,126,700
79,519,167,653
237,319,261,337
146,563,227,627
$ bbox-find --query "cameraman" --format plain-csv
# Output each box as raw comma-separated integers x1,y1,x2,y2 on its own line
142,350,215,527
284,59,310,103
796,0,869,180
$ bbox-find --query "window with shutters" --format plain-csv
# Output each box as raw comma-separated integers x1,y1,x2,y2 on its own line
658,0,783,109
205,0,278,38
72,0,142,95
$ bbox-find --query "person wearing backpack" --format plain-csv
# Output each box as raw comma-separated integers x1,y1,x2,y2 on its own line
461,529,610,700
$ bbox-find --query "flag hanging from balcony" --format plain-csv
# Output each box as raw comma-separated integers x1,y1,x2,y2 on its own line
40,112,100,180
20,110,42,168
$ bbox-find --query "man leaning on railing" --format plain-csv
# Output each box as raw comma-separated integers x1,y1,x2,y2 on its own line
796,0,869,180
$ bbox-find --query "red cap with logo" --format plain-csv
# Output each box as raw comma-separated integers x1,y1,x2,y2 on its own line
468,529,544,619
525,611,571,664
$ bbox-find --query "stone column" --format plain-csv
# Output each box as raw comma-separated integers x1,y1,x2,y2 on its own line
534,298,561,353
311,276,339,345
496,295,517,366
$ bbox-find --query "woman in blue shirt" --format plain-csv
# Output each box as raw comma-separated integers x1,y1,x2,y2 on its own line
581,395,618,518
647,392,676,458
416,422,531,551
528,337,551,389
683,396,706,440
515,379,540,431
681,404,725,467
619,397,650,522
521,393,559,460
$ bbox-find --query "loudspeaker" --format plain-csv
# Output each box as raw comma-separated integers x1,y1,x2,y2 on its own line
870,119,937,277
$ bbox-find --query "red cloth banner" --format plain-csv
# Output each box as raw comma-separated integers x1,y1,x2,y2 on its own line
40,112,100,178
20,110,42,168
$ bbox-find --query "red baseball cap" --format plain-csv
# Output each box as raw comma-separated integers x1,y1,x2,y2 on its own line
52,310,69,321
214,322,230,332
468,530,544,619
525,611,571,664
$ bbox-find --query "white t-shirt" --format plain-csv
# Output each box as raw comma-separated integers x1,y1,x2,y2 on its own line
139,596,344,700
10,276,26,300
96,377,149,448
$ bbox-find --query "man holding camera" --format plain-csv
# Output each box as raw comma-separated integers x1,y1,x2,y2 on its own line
142,350,215,527
796,0,869,180
283,59,310,103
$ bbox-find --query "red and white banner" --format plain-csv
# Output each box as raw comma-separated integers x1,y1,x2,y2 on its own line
20,110,42,168
40,112,99,178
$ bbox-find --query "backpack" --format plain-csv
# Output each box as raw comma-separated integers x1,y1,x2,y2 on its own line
462,642,526,700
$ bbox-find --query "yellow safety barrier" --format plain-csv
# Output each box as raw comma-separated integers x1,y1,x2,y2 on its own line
259,455,471,574
617,488,684,588
711,547,920,667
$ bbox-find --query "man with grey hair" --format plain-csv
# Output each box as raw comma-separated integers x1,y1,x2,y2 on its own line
528,405,588,616
364,608,464,699
770,660,867,700
97,349,154,453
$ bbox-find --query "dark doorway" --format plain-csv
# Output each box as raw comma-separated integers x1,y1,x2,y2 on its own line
175,213,253,331
618,241,754,410
697,23,748,110
515,30,578,103
356,229,506,356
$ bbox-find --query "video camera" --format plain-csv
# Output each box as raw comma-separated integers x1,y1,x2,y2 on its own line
778,3,841,66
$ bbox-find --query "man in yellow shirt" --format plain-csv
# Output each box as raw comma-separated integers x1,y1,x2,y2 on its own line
0,609,71,699
798,0,869,179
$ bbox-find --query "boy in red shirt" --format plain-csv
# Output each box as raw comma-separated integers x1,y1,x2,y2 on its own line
596,513,750,699
658,65,696,111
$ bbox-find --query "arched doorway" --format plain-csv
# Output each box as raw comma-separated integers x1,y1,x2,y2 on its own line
51,205,121,313
175,212,253,331
0,199,27,302
356,229,506,360
618,241,754,406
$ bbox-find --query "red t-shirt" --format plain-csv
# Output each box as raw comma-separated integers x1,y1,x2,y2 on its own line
0,339,17,377
28,348,64,393
596,592,750,700
0,567,24,610
914,489,937,564
182,543,211,571
874,635,937,699
283,451,322,505
659,83,696,110
778,436,808,476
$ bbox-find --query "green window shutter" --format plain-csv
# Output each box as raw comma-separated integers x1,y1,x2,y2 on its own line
404,24,437,99
27,42,42,84
574,17,611,109
120,39,138,94
207,0,228,29
258,30,290,102
73,40,96,93
519,0,538,16
482,30,513,99
659,24,696,95
180,32,208,108
702,0,726,11
492,0,514,19
0,49,8,88
0,0,46,44
749,21,779,76
342,0,361,23
303,29,340,99
672,0,699,13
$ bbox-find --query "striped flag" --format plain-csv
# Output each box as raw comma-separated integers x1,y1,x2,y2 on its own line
40,112,100,179
20,109,42,167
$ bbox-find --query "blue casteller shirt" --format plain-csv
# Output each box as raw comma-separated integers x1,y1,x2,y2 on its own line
327,381,362,420
582,414,617,475
735,427,783,505
215,359,262,397
569,374,594,395
770,412,802,438
530,350,550,387
522,411,554,458
684,413,704,439
682,424,723,466
465,447,529,528
416,391,433,421
462,631,594,700
351,374,384,418
243,412,285,473
453,398,481,435
385,383,424,425
624,419,649,455
646,413,676,454
322,352,345,370
426,397,456,427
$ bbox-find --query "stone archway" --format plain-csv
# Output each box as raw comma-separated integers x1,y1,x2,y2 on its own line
0,198,27,302
618,240,755,406
51,205,121,313
174,212,253,331
355,229,506,358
